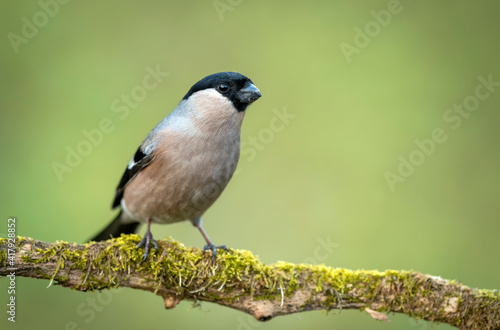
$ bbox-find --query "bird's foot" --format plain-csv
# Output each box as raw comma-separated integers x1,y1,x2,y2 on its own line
137,231,158,263
203,244,230,262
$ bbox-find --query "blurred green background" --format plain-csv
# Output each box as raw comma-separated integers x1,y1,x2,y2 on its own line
1,1,499,329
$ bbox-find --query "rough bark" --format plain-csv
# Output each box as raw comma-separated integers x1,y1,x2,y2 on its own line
0,236,498,329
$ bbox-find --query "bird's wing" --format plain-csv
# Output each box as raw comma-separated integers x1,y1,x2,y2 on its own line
112,147,154,209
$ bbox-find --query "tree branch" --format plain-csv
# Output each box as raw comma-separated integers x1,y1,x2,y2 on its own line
0,236,498,329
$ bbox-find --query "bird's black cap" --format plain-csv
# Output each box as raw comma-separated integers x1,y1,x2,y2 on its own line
183,72,261,112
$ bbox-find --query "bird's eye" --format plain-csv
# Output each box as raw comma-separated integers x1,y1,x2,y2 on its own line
217,83,229,92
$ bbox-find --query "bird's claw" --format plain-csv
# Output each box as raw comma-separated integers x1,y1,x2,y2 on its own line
203,244,230,262
137,232,158,263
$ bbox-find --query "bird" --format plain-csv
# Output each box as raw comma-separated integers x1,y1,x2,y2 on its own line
90,71,262,262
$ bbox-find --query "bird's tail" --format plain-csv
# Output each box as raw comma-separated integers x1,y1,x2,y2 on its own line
90,210,140,242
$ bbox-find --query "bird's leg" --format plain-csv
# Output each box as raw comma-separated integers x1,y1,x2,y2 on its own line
137,218,158,263
191,217,230,262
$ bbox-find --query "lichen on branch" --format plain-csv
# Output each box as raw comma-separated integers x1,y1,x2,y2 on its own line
0,236,498,329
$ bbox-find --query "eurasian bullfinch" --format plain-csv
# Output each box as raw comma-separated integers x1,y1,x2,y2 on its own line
91,72,262,262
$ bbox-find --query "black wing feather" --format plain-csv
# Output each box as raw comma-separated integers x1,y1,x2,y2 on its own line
111,147,153,209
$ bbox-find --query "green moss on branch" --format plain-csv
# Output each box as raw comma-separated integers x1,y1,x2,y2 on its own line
0,236,498,329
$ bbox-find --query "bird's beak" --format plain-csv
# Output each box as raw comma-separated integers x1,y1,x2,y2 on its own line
238,82,262,104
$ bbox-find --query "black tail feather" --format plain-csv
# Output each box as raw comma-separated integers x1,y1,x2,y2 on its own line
90,211,140,242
